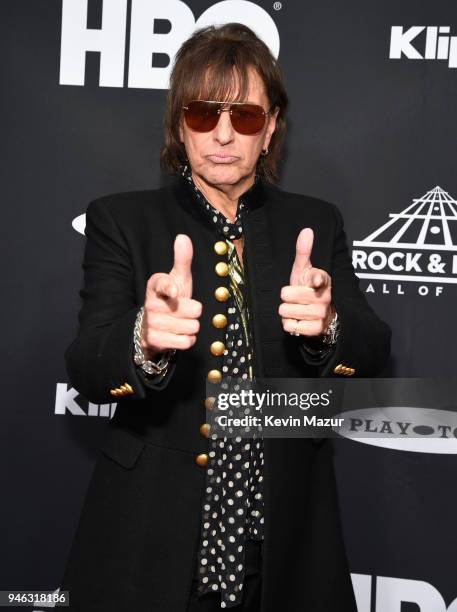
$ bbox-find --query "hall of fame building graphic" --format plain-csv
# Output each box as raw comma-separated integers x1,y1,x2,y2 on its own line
352,186,457,296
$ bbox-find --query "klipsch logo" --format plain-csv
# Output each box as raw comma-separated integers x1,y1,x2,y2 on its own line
55,383,117,418
352,186,457,296
389,26,457,68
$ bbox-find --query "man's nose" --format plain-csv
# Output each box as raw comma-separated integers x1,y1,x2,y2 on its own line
212,109,235,144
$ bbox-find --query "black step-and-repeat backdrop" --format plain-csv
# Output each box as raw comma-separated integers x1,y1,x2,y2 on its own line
3,1,457,610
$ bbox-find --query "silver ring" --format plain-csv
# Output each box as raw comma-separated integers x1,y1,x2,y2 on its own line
289,319,301,336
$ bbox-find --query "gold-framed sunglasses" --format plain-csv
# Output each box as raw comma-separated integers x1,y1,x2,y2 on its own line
182,100,271,135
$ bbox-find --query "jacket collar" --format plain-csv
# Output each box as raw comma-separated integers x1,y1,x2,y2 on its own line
171,170,268,232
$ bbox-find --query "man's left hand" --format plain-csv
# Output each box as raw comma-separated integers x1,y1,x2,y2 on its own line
279,228,335,336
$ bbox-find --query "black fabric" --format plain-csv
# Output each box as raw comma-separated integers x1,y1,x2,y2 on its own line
179,165,264,608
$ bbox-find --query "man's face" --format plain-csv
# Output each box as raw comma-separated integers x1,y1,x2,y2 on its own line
179,66,279,189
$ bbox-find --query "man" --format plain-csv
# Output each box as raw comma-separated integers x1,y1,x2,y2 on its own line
60,23,391,612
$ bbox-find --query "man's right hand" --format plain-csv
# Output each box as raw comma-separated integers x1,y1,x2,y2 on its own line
141,234,203,359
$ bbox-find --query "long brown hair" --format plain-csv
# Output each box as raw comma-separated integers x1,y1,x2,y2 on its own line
160,23,288,183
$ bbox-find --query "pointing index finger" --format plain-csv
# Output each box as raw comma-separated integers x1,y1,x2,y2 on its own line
148,272,179,299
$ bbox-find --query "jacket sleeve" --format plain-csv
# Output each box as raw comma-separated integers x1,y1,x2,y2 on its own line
298,202,391,377
65,198,177,405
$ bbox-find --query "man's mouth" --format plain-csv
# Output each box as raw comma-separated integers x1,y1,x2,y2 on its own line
206,154,239,164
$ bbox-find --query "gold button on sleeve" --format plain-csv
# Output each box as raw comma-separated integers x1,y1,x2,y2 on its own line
210,341,225,356
207,369,222,384
212,314,227,328
195,453,208,467
215,262,229,277
214,286,229,302
214,241,228,255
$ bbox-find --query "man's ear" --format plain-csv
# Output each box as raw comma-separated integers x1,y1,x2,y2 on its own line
263,106,279,150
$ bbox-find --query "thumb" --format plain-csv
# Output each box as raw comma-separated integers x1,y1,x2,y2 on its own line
289,228,314,285
170,234,193,297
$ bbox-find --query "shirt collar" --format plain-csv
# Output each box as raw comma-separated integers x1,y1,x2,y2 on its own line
171,163,267,234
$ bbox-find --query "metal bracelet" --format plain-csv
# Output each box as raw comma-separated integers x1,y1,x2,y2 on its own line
321,309,340,346
133,307,176,376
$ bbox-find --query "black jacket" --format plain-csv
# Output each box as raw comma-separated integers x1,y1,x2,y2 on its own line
60,176,391,611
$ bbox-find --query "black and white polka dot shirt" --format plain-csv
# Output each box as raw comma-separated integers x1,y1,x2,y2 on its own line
180,164,265,609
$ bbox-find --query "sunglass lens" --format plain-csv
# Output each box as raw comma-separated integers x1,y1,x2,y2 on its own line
184,101,219,132
231,104,266,135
